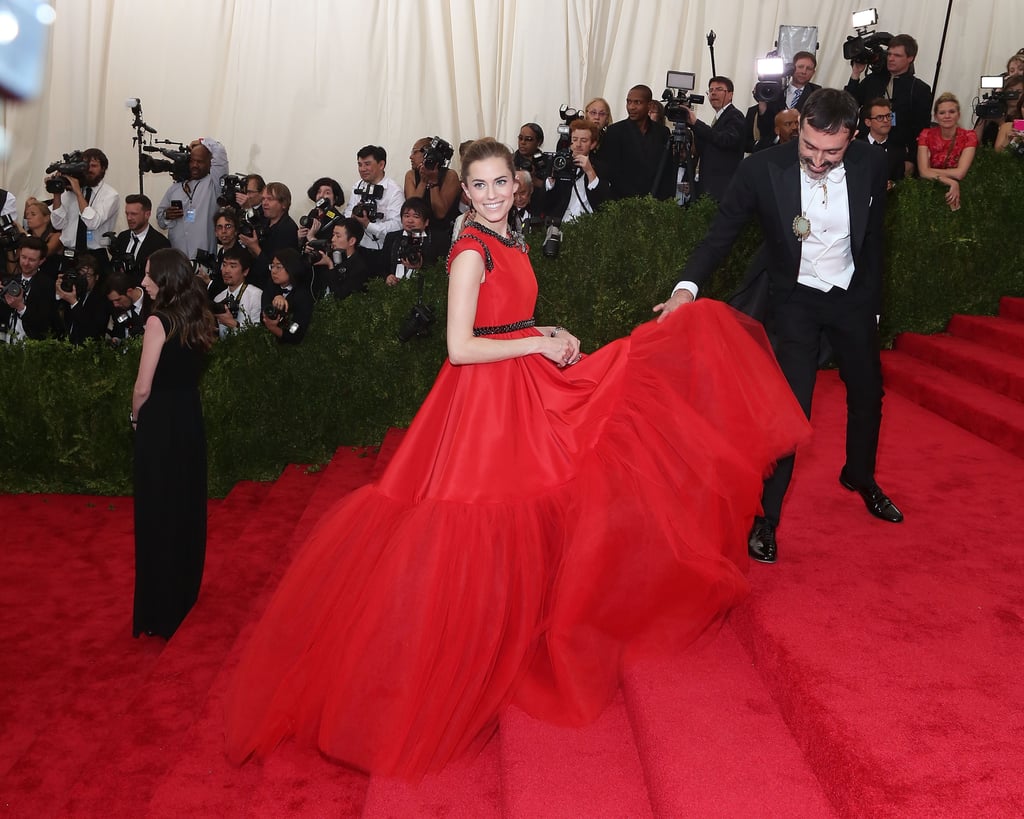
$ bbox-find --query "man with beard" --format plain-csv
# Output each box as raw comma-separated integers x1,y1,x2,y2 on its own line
156,138,229,260
654,88,903,564
110,194,170,283
48,148,120,271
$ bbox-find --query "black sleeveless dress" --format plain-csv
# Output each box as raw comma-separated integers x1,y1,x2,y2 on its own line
132,313,207,639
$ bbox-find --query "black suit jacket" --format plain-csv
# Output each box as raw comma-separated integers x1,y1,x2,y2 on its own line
600,118,675,200
745,83,823,152
693,105,748,201
376,230,442,279
112,227,171,282
60,287,109,344
858,135,907,183
845,71,931,165
680,139,888,314
262,283,313,344
544,166,611,222
1,272,60,340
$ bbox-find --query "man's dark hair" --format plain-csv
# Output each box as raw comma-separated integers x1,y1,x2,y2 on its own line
521,122,545,145
801,88,860,136
213,206,239,226
862,97,892,123
125,193,152,210
338,217,364,245
887,34,919,59
82,148,109,171
708,76,734,93
274,247,310,286
357,145,387,164
306,177,345,206
222,245,253,270
792,50,817,67
400,196,430,223
106,271,133,296
18,235,46,256
630,85,654,104
244,174,266,193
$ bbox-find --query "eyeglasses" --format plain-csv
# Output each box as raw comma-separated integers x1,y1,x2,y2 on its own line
586,109,606,117
869,113,894,122
269,262,285,270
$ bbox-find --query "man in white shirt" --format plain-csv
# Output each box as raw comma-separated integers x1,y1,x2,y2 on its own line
48,148,120,269
344,145,402,253
212,246,262,338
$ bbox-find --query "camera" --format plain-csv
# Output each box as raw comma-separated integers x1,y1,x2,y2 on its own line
2,278,24,299
542,221,563,259
263,303,283,321
422,137,454,170
302,238,329,263
975,76,1020,120
299,198,344,242
352,183,384,221
217,174,245,207
546,105,582,182
395,230,426,267
0,215,20,251
140,142,190,183
193,249,219,272
114,307,145,338
661,71,704,122
753,55,788,104
212,293,240,319
101,232,140,280
843,11,891,71
397,301,435,343
44,151,89,194
238,213,268,242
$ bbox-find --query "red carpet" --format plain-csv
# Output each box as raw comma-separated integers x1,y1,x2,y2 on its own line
2,302,1023,816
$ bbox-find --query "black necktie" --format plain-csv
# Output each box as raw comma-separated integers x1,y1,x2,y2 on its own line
76,187,94,252
128,234,140,257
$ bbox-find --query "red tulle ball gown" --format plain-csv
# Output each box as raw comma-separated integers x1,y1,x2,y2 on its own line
225,223,811,778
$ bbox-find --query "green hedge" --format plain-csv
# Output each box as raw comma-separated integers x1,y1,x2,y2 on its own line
2,149,1021,496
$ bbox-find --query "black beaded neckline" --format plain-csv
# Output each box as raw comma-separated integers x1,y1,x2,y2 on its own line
467,221,526,251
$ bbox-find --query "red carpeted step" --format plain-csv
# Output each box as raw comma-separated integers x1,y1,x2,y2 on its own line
999,296,1024,322
882,350,1024,458
946,313,1024,355
142,446,379,818
58,464,324,817
622,626,835,817
894,332,1024,402
733,373,1024,817
361,742,502,818
498,696,654,818
0,482,272,817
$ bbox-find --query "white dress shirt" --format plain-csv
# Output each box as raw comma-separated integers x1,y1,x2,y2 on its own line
345,176,403,251
50,180,120,251
796,164,854,292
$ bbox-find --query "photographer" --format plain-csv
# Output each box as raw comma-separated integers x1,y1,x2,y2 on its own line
845,34,931,177
975,56,1024,145
685,77,747,202
235,173,265,220
48,148,119,269
543,118,610,223
747,52,821,152
55,253,106,344
194,207,242,298
297,177,345,244
378,197,441,287
1,236,60,342
156,138,230,260
858,98,907,186
313,218,370,300
512,123,547,209
239,182,299,291
404,137,461,250
212,246,262,338
105,271,149,344
261,248,313,345
601,85,675,200
110,194,170,284
344,145,403,254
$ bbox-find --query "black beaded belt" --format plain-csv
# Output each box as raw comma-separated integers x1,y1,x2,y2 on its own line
473,317,536,336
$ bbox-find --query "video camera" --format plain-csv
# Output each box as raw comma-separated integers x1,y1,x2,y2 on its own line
422,137,454,170
44,151,89,194
103,231,139,281
141,141,191,183
0,215,21,252
975,75,1021,120
661,71,704,122
753,55,788,104
352,183,385,222
842,9,892,72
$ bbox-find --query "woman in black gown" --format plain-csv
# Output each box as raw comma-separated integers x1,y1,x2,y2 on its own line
131,248,216,639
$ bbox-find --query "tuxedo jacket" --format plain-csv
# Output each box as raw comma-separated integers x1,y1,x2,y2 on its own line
600,118,675,200
680,138,888,314
377,230,442,279
857,134,907,183
112,227,171,282
262,283,313,344
745,83,822,152
544,166,611,222
1,272,60,339
692,105,748,201
60,287,109,344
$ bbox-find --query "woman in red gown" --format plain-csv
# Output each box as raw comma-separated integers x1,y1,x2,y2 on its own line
225,138,811,779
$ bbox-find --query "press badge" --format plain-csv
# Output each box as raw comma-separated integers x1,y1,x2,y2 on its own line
86,229,94,244
890,111,897,128
185,206,197,223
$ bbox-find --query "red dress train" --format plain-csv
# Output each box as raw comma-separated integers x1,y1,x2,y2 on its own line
225,224,811,778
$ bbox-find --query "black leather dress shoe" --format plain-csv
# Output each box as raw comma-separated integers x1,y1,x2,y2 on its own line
748,517,778,563
839,469,904,523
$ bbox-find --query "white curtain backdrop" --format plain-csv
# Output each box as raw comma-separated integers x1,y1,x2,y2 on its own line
2,0,1021,227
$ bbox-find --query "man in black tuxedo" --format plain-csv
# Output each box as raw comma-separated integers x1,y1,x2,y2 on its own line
685,76,747,201
2,237,59,341
56,254,108,344
857,98,907,187
109,194,170,284
655,88,903,563
747,51,823,152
